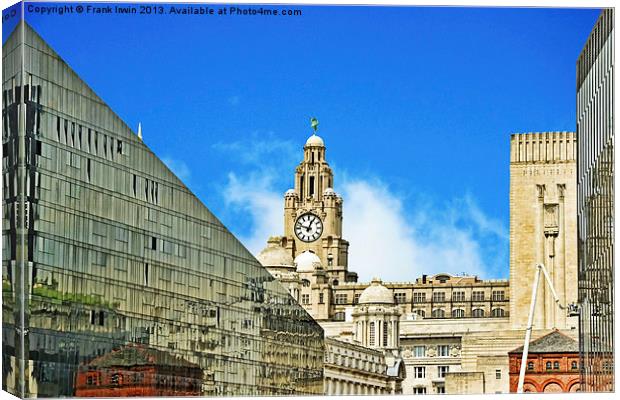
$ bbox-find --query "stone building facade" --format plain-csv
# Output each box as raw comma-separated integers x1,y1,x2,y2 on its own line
259,130,580,395
2,23,324,398
509,132,578,331
508,330,580,392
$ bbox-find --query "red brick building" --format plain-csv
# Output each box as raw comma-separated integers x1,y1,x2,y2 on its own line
75,345,203,397
508,330,580,393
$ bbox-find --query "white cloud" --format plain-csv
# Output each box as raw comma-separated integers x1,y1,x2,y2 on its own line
162,157,191,182
212,131,297,166
222,171,283,255
341,179,508,281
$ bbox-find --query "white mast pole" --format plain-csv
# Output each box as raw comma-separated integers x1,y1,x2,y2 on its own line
517,264,542,393
517,263,567,393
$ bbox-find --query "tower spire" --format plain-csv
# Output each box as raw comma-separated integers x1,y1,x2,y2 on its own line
137,122,142,140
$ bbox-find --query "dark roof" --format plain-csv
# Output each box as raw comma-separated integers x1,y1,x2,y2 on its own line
87,345,200,369
509,330,579,354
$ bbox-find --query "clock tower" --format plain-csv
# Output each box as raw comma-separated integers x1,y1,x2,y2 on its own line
277,121,356,284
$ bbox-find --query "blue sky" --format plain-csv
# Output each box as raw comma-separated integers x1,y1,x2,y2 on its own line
4,3,600,281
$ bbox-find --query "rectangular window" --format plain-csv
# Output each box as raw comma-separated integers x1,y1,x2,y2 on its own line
353,293,361,304
383,323,388,346
438,366,450,378
144,263,149,286
414,346,425,358
495,369,501,379
394,292,407,303
335,293,348,304
437,345,450,357
414,367,426,378
436,386,445,394
413,387,426,394
432,292,446,302
472,291,485,301
452,291,465,302
413,292,426,303
301,294,310,305
369,322,375,346
492,290,505,301
319,293,324,304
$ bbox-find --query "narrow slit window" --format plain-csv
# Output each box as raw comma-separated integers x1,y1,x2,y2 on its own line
86,159,91,182
133,175,137,196
144,263,149,286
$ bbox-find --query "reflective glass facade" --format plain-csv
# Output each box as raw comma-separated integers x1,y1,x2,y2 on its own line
576,8,614,393
2,20,324,398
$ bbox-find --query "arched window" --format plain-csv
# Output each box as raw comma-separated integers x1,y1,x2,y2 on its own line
432,309,445,318
492,308,505,317
333,312,345,321
332,279,339,286
553,361,560,370
527,362,534,370
472,308,485,318
546,361,552,370
301,279,310,287
452,309,465,318
571,361,578,370
415,309,426,318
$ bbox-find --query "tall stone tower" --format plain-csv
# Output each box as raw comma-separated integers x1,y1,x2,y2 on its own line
509,132,578,331
278,127,356,284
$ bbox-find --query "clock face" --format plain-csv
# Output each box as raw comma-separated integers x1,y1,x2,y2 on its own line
295,213,323,242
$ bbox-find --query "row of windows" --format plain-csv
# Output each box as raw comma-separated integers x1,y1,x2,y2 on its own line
411,345,452,358
413,307,506,318
56,116,125,160
527,361,580,371
133,174,159,205
412,365,451,379
411,290,505,303
368,322,389,347
341,290,507,304
319,290,512,306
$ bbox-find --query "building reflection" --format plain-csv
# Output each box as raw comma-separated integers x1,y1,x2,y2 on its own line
2,22,324,398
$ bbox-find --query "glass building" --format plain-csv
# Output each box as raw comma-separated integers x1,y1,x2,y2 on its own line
2,20,324,398
576,8,614,393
